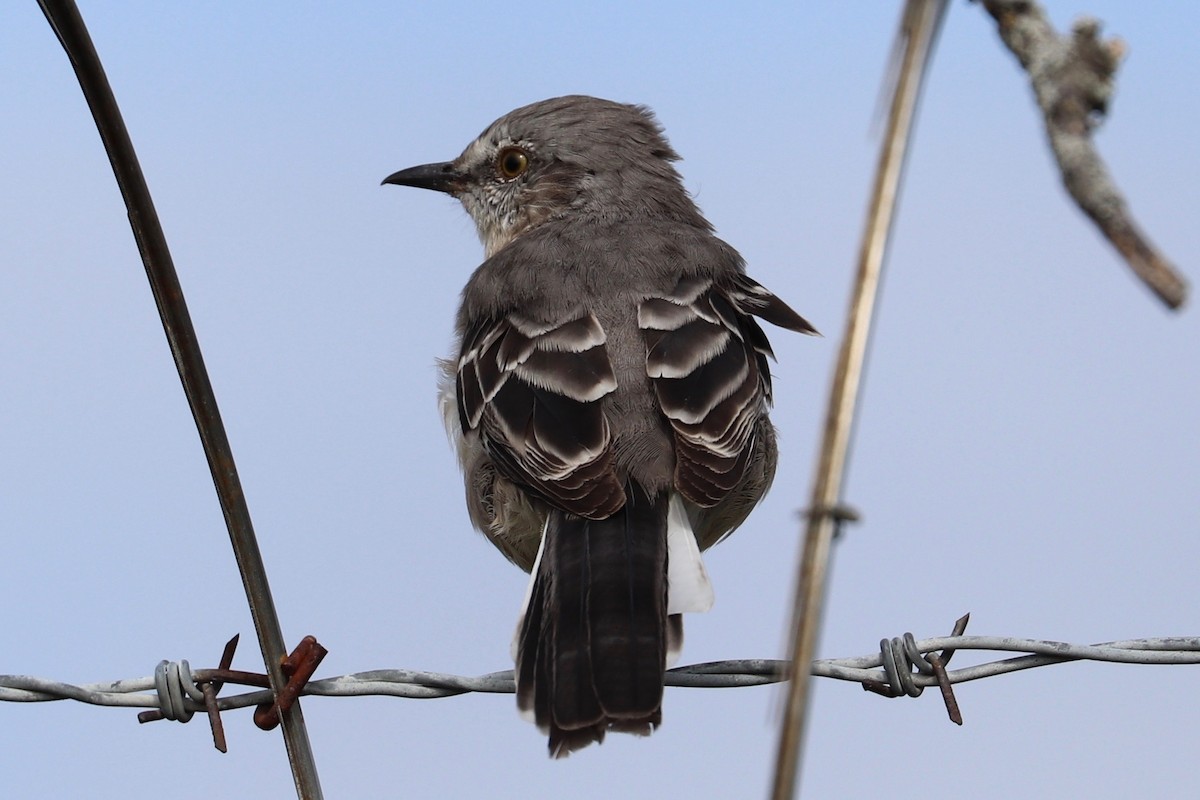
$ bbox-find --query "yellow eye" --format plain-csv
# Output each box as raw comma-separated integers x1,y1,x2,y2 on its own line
497,147,529,179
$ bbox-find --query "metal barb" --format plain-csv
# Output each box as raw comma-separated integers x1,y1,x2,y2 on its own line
130,633,327,743
133,634,243,749
203,634,241,752
255,637,329,731
939,613,972,667
218,635,241,677
858,614,971,723
929,613,970,724
203,683,227,752
200,669,272,689
926,653,962,725
860,678,896,698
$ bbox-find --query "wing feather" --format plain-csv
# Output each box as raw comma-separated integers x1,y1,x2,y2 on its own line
457,311,625,518
640,274,815,507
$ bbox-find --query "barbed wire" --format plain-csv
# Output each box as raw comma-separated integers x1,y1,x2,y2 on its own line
4,629,1197,744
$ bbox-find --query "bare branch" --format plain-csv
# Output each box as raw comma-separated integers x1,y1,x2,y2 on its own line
979,0,1188,309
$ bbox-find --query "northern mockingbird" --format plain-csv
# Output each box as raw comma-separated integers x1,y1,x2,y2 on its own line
383,95,814,756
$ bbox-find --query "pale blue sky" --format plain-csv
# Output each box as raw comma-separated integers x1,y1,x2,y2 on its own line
2,2,1197,798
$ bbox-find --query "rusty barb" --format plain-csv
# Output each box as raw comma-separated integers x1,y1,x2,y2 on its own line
255,637,329,732
138,634,327,752
861,613,970,725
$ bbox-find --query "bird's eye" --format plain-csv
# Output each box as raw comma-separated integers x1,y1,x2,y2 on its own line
496,147,529,179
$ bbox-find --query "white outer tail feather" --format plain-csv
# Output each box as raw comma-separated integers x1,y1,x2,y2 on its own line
512,517,550,663
665,493,715,615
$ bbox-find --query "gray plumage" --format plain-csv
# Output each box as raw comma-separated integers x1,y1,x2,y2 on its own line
383,95,815,757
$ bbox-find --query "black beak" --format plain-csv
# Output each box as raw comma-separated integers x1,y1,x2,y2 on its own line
381,161,463,194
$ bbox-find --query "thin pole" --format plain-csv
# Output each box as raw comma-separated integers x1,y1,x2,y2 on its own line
36,3,323,797
769,3,948,797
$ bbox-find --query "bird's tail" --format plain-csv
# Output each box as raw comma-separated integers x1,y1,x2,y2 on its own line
515,482,673,757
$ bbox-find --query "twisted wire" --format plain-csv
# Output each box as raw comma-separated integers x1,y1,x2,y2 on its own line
3,635,1197,721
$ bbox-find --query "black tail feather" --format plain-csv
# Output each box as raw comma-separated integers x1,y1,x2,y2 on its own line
516,482,669,757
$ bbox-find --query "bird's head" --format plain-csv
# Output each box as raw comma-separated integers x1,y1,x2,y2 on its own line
383,95,705,257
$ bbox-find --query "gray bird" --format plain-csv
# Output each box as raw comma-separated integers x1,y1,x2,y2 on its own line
383,95,814,757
